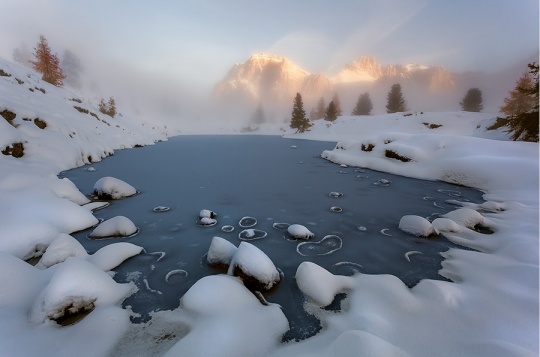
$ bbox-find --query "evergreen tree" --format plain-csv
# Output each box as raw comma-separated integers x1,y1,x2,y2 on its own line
62,49,83,89
500,71,535,116
251,102,266,124
30,35,65,87
386,83,407,113
324,101,338,122
352,92,373,115
313,97,326,120
331,93,342,116
503,62,539,142
460,88,483,112
290,93,311,133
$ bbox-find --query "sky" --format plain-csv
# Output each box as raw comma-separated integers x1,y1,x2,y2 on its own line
0,0,538,117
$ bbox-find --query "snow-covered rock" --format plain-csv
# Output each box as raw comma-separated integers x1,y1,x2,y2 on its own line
30,257,136,323
287,224,314,240
199,209,217,219
227,242,280,290
89,216,138,238
93,177,137,199
398,215,434,237
207,236,237,265
88,243,143,271
442,208,493,230
295,261,354,306
36,234,88,269
432,218,463,234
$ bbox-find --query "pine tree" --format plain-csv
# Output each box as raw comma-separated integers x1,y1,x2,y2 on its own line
290,93,311,133
503,62,539,142
62,49,83,89
500,71,535,116
386,83,407,113
352,92,373,115
30,35,65,87
310,97,326,120
324,101,338,122
460,88,483,112
332,93,342,116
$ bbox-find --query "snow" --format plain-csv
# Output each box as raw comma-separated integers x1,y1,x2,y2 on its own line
287,223,315,239
206,236,237,265
89,216,138,238
0,55,538,356
227,241,281,290
93,176,137,199
398,215,434,237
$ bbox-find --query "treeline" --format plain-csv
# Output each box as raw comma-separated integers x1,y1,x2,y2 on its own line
289,62,539,142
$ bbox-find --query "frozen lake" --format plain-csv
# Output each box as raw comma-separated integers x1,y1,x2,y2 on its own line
62,135,485,340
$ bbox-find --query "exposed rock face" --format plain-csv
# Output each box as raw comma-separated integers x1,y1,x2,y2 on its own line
335,56,384,82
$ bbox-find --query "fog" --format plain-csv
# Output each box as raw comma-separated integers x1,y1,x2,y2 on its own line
0,0,537,130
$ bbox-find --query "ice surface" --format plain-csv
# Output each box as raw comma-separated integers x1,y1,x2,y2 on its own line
89,216,138,238
93,176,137,199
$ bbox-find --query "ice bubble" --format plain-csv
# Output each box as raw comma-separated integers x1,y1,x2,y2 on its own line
221,225,235,233
153,206,170,212
207,236,237,265
398,215,435,237
198,217,217,227
199,209,217,219
89,216,138,239
297,235,343,256
87,167,96,172
380,228,392,236
239,216,257,228
238,229,268,241
340,164,348,168
355,174,369,180
405,251,423,262
165,269,188,285
423,196,436,201
330,206,343,213
329,192,343,198
272,222,290,231
287,224,314,240
291,145,297,149
357,226,367,231
93,176,137,199
228,242,281,290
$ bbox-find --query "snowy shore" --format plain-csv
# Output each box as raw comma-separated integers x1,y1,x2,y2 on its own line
0,57,537,356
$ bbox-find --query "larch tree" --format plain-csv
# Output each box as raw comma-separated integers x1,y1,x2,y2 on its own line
386,83,407,113
503,62,539,142
324,101,338,122
352,92,373,115
290,93,311,133
500,71,536,116
30,35,65,87
460,88,483,112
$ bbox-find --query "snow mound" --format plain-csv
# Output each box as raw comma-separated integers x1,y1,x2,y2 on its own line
93,177,137,199
36,233,88,269
398,215,434,237
199,209,217,219
228,242,280,290
432,218,463,234
198,217,217,227
295,261,354,306
88,243,143,271
30,257,136,323
287,224,314,239
442,208,493,230
171,274,288,357
207,236,237,265
89,216,138,238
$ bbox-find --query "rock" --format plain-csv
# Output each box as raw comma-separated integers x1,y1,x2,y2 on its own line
228,242,280,290
287,224,314,240
93,177,136,199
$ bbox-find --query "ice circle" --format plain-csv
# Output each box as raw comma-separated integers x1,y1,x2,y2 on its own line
329,192,343,198
221,225,235,233
153,206,170,212
239,216,257,228
296,235,343,256
357,226,367,231
238,229,268,240
272,222,290,231
332,261,363,276
165,269,188,285
330,206,343,213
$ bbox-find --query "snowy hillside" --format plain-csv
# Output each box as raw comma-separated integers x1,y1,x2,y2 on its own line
0,54,538,357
